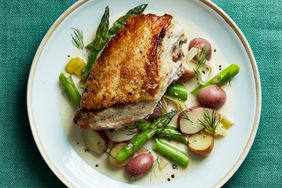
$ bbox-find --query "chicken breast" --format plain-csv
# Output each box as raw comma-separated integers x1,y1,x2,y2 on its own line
74,14,187,129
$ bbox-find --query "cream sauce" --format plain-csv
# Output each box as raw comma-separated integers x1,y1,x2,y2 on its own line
59,15,235,185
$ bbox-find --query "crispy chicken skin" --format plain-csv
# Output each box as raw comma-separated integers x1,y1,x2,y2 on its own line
74,14,186,129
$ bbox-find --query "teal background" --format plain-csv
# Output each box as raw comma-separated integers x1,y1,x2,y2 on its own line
0,0,281,187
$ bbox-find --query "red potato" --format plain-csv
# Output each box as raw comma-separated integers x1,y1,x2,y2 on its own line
108,143,130,167
197,85,226,109
180,61,196,80
178,107,209,134
147,105,163,121
188,131,214,155
134,147,149,157
82,129,108,155
125,153,154,177
181,70,195,79
189,38,212,60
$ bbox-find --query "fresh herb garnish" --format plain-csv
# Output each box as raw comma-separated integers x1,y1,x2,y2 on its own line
198,110,219,135
194,46,209,84
184,113,193,124
194,68,204,84
150,156,160,182
71,28,84,50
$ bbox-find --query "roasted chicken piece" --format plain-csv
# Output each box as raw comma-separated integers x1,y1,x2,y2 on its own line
74,14,187,129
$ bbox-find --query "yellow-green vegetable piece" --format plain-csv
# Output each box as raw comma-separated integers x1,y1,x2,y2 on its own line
219,114,234,129
65,57,86,77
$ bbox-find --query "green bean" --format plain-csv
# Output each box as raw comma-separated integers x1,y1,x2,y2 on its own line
152,139,189,167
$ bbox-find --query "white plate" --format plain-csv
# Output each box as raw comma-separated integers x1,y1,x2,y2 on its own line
27,0,261,187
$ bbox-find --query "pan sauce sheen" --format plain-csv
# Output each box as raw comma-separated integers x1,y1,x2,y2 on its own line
59,16,235,185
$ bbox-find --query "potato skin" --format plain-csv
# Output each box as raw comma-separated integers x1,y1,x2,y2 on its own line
181,69,196,80
188,133,214,155
189,38,212,60
148,105,163,121
177,107,200,128
189,138,214,155
197,85,226,109
125,153,154,177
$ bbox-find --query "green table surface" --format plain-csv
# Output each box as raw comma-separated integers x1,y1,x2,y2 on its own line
0,0,281,187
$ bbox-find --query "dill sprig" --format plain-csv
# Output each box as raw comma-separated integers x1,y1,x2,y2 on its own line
196,47,208,69
71,28,84,50
198,110,219,135
183,113,193,125
150,155,161,182
194,46,209,84
194,69,204,84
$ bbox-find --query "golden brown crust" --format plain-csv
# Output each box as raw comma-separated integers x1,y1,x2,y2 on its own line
79,14,172,111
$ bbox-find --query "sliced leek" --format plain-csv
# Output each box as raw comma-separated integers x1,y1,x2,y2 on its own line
65,57,86,77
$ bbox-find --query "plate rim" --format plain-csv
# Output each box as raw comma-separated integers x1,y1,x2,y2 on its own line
26,0,262,187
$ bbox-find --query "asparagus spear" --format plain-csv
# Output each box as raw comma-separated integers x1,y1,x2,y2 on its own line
193,48,209,84
82,4,148,81
166,83,188,101
86,4,147,50
135,119,152,132
158,126,187,144
116,129,158,162
135,121,187,144
81,6,110,81
59,73,81,107
116,111,176,162
150,111,177,130
108,4,148,37
152,139,189,167
81,50,99,81
191,64,240,95
88,6,110,51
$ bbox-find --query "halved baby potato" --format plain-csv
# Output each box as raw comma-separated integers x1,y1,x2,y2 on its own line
189,38,212,60
82,129,108,155
180,61,197,80
178,107,209,134
188,131,214,155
